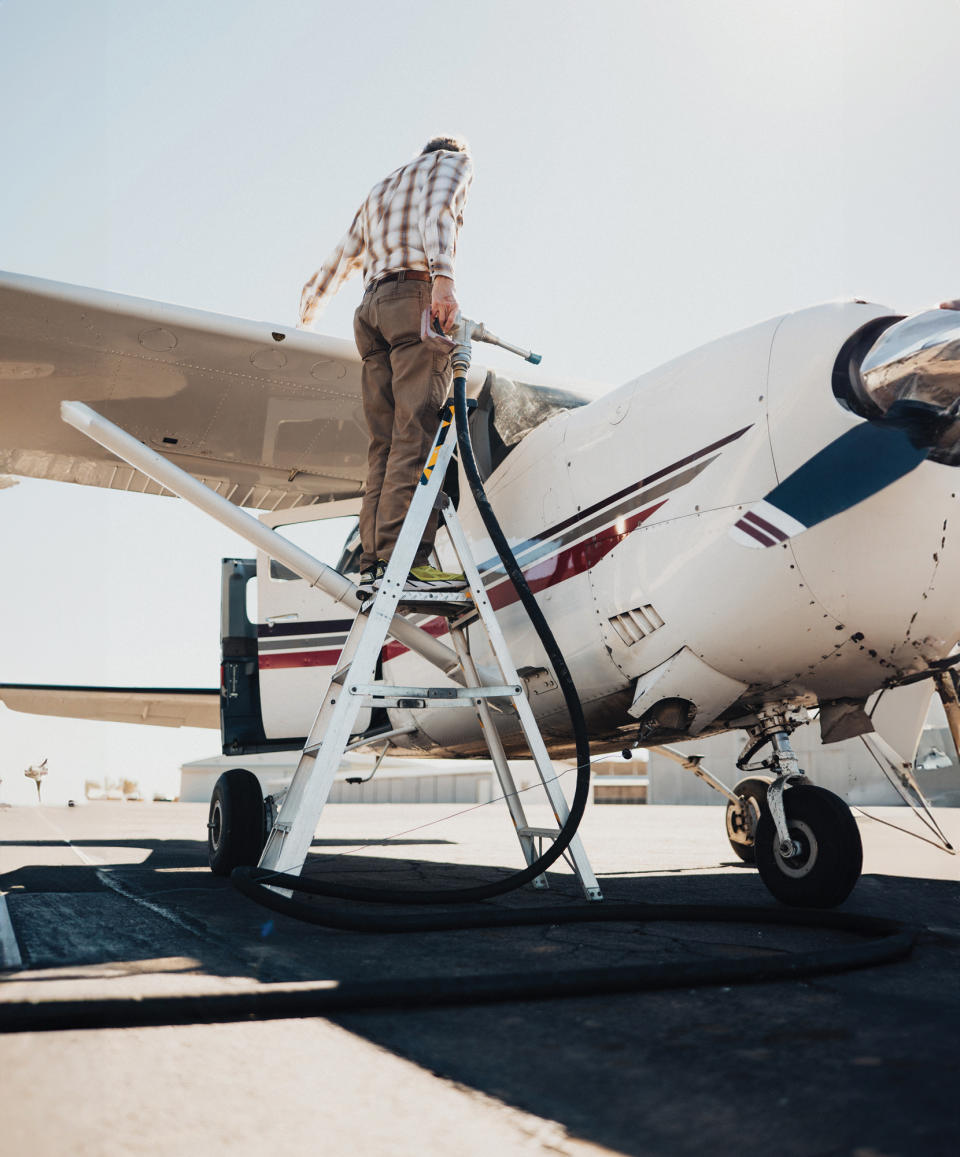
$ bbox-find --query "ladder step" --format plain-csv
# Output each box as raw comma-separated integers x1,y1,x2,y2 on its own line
517,827,563,839
348,682,520,700
396,591,473,604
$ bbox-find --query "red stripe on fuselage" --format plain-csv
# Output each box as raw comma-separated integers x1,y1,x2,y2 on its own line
488,501,666,611
258,650,341,670
260,501,666,671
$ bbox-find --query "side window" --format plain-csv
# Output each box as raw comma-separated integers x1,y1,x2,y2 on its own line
334,523,363,576
269,515,359,581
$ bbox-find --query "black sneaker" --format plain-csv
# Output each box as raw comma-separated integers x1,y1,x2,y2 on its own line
356,559,386,599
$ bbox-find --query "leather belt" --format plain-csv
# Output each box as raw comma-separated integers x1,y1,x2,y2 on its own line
366,269,432,292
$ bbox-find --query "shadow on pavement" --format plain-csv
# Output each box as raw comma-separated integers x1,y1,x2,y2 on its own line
4,833,959,1157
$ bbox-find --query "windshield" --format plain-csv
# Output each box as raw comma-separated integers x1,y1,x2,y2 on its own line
470,371,590,478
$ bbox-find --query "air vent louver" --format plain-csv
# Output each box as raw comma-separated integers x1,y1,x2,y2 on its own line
608,604,664,646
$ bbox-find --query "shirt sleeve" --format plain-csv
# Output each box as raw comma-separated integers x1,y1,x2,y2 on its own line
417,152,473,281
298,205,365,329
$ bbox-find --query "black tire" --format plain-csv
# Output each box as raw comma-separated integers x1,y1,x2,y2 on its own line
755,784,863,908
724,775,773,864
207,769,267,876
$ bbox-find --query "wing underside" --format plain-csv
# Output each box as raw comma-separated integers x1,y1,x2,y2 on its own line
0,271,372,510
0,683,220,729
0,270,591,512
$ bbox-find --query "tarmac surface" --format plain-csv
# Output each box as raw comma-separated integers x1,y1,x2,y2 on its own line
1,798,958,1157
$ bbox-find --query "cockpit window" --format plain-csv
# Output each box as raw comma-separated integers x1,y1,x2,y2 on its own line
268,514,358,581
468,371,590,479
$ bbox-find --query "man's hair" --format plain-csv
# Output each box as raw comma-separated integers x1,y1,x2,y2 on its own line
421,135,470,155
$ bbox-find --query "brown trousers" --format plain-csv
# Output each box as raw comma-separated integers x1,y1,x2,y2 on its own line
354,276,452,570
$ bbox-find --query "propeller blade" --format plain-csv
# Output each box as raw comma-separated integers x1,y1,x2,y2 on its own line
730,400,947,549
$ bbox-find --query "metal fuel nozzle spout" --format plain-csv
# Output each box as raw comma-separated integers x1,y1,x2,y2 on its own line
422,309,541,376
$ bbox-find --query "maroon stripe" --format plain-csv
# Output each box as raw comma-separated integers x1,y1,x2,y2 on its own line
266,504,666,671
488,502,666,612
259,650,341,670
735,518,775,547
744,509,788,541
537,425,753,545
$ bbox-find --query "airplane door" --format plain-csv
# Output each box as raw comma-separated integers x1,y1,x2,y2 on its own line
256,499,364,741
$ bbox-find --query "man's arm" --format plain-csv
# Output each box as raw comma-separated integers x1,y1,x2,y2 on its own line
298,206,365,330
418,152,473,332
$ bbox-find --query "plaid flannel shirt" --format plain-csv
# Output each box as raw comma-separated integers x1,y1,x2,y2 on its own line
298,149,473,328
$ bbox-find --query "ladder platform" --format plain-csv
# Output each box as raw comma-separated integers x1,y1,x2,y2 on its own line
408,602,476,619
348,682,520,702
517,826,564,839
398,595,474,617
358,591,474,618
397,590,473,604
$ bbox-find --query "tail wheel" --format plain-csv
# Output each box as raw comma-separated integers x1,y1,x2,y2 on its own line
724,775,773,864
755,783,863,908
207,768,268,876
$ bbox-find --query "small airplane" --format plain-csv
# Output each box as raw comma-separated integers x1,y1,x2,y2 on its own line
1,269,958,908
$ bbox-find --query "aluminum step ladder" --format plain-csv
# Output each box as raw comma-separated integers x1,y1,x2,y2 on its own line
258,394,602,900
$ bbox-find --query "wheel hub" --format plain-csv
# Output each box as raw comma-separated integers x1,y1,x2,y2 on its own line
773,819,818,878
208,800,223,850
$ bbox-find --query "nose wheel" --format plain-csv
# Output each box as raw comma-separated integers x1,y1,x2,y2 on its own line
754,783,863,908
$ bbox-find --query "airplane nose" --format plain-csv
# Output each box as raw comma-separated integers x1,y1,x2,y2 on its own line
859,308,960,460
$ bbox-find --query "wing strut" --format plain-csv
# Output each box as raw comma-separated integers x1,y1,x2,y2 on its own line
60,401,462,681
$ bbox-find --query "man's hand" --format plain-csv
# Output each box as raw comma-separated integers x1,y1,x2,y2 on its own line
940,299,960,310
431,276,459,333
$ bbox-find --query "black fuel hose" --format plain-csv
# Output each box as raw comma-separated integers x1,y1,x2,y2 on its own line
235,374,593,907
2,908,917,1033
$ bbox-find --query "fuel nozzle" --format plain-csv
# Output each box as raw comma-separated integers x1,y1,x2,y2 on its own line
423,309,541,376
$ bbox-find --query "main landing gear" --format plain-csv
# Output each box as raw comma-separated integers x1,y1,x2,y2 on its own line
207,768,273,876
656,706,863,908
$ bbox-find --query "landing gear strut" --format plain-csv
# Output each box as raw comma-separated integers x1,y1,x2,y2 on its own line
735,707,863,907
653,704,864,907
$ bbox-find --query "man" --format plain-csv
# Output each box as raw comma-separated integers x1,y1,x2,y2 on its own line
298,136,473,595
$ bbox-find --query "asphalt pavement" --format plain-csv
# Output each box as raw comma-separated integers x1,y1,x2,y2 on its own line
1,799,958,1157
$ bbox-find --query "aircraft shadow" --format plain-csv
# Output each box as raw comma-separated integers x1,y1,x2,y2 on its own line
4,837,959,1156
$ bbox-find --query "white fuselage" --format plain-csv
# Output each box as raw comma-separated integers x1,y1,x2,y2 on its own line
257,302,960,756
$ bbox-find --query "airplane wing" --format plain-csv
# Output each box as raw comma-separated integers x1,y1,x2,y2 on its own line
0,270,373,510
0,270,601,512
0,683,220,729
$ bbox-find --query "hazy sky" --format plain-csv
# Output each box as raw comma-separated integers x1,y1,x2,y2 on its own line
1,0,958,803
